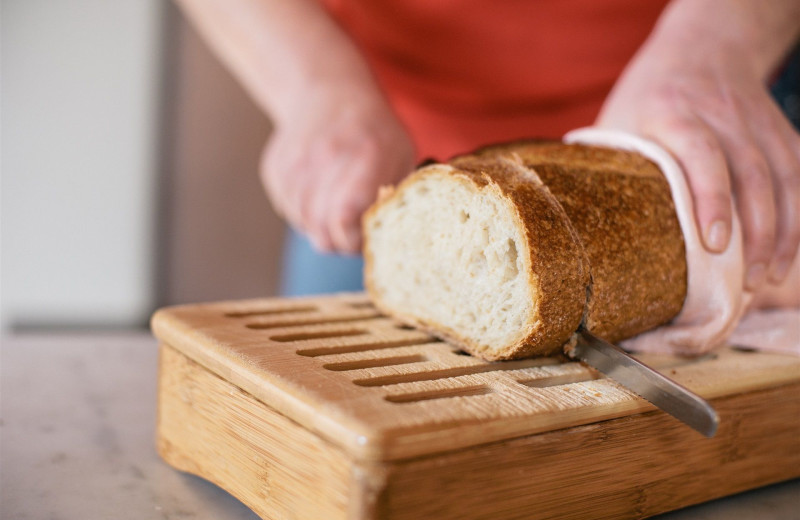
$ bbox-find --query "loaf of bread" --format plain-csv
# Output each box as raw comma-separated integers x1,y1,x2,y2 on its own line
363,141,687,360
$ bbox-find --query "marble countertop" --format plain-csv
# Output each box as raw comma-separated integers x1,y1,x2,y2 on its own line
2,333,798,519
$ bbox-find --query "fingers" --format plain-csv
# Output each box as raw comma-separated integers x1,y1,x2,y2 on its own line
643,100,799,291
703,90,800,288
710,116,776,289
749,100,800,283
307,155,347,253
259,140,303,227
261,135,378,255
329,168,375,254
643,114,733,253
326,155,382,254
260,134,333,251
327,143,383,254
327,183,364,254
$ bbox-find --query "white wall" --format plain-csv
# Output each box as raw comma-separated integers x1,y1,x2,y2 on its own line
1,0,164,330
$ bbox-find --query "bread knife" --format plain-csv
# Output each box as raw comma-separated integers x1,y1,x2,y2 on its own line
565,329,719,437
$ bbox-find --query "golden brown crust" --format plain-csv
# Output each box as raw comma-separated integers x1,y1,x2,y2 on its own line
450,157,589,359
363,160,589,360
468,140,665,179
473,141,688,342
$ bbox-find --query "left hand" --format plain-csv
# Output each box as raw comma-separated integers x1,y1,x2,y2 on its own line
260,83,415,254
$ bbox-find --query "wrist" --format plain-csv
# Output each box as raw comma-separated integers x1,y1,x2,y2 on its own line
651,0,800,80
267,55,386,126
269,81,385,129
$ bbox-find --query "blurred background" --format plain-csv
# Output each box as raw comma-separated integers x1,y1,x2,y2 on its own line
2,0,286,334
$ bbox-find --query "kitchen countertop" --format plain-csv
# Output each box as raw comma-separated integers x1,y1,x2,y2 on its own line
1,333,798,519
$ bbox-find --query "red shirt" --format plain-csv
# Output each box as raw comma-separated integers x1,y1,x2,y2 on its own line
322,0,669,161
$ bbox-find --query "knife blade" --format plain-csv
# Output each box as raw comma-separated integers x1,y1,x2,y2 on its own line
565,329,719,437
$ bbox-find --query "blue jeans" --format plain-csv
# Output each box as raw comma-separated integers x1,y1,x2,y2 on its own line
280,229,364,296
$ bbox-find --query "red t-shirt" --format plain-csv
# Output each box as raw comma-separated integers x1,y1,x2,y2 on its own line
321,0,669,161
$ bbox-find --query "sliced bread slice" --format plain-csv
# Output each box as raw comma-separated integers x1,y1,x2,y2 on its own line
468,141,687,343
363,157,589,360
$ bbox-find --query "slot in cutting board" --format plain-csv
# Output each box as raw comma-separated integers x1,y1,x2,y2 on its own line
153,293,800,519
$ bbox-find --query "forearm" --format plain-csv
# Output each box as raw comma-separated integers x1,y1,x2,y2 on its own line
173,0,379,123
651,0,800,80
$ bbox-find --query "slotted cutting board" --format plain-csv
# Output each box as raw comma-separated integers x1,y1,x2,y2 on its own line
153,293,800,520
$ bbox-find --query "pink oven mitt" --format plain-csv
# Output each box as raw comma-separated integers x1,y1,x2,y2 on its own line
564,128,799,356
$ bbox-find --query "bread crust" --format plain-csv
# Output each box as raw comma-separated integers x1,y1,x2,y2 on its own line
364,141,687,359
363,159,589,360
472,141,688,342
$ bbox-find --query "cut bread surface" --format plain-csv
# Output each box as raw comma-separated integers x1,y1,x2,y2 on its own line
365,164,536,353
364,159,588,360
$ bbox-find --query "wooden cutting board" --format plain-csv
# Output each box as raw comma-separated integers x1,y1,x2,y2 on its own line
152,293,800,520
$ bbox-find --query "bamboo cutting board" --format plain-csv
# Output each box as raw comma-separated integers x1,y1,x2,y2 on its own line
153,293,800,520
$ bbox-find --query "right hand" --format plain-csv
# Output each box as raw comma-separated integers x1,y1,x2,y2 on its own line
260,84,415,254
597,8,800,290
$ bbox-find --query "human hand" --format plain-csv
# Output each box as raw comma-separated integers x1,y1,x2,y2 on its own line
172,0,415,254
260,85,415,254
597,7,800,290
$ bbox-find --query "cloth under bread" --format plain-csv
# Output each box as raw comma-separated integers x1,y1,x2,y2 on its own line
564,128,799,356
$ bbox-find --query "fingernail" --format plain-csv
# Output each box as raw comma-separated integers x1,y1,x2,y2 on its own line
746,263,767,290
705,220,729,253
770,260,790,282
